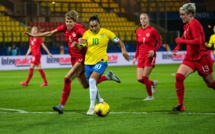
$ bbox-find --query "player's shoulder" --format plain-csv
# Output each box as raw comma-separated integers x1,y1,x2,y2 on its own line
74,23,84,28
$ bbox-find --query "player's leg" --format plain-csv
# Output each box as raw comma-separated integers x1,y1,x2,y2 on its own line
37,64,48,86
204,73,215,90
142,66,154,101
20,64,35,86
86,62,107,115
172,63,194,111
200,55,215,90
97,71,121,84
53,62,83,114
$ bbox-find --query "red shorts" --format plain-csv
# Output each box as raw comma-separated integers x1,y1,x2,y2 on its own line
182,55,213,77
71,57,85,77
137,54,156,68
31,55,41,65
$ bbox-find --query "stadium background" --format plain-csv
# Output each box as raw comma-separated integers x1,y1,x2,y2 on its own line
0,0,215,56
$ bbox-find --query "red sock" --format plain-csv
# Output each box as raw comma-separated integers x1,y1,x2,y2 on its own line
97,75,108,84
149,80,154,85
142,76,152,96
207,81,215,90
138,79,154,85
175,73,185,105
26,68,34,83
60,78,71,105
39,69,47,83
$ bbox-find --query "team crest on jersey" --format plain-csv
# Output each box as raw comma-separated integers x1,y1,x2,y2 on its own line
72,32,76,37
146,33,150,37
100,33,104,37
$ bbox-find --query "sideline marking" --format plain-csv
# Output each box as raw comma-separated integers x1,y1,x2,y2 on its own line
1,108,215,115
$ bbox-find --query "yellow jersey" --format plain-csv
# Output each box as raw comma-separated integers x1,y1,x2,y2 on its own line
82,28,119,65
206,34,215,54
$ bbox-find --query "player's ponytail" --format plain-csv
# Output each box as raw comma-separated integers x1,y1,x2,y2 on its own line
134,23,141,33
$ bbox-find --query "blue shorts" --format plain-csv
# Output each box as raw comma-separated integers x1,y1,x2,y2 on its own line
85,62,108,82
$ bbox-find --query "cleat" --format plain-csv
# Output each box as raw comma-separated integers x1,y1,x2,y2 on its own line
20,82,28,86
86,108,94,115
172,105,185,112
152,80,158,94
106,71,121,83
143,96,154,101
40,82,48,87
52,105,64,114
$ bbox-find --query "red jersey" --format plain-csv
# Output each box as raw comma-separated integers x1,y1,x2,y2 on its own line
29,37,43,56
57,23,86,58
135,26,162,58
176,19,208,61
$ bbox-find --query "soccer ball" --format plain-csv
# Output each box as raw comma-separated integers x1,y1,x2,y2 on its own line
94,102,110,117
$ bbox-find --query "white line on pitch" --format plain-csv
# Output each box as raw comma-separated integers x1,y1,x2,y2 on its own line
0,108,215,115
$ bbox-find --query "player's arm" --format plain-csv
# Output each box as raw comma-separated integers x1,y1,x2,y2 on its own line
74,38,87,50
24,45,32,59
25,29,58,37
41,43,53,57
206,35,213,47
116,39,129,61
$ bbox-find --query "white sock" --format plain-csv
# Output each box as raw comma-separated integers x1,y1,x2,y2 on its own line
96,90,102,102
89,78,98,109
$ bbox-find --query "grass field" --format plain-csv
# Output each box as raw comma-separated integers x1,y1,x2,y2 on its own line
0,64,215,134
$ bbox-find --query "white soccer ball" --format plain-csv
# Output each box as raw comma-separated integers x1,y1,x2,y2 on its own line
94,102,110,117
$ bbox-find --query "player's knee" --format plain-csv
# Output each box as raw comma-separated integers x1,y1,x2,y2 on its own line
64,77,71,84
137,79,143,83
176,73,185,83
207,81,215,90
142,76,148,83
83,84,89,89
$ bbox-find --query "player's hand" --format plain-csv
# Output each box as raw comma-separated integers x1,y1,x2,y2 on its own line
122,52,129,61
132,58,136,66
78,38,87,44
175,38,184,44
71,41,78,47
172,51,177,56
148,50,154,57
49,53,53,58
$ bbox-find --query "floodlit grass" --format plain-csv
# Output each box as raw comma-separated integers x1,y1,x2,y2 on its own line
0,64,215,134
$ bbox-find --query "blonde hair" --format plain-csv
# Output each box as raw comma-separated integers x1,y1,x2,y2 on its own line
65,10,78,22
180,3,196,15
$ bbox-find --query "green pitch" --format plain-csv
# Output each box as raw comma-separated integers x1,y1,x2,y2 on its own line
0,64,215,134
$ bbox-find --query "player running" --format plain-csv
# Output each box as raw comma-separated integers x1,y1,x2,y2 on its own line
25,10,121,114
133,13,162,101
172,3,215,111
75,14,129,115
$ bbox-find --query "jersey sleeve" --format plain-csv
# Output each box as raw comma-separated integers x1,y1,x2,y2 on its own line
107,30,119,43
152,28,162,52
57,24,67,32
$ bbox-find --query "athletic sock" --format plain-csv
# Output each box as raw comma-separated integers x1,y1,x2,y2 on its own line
89,78,98,109
142,76,152,96
97,75,107,84
175,73,185,105
26,68,34,83
39,69,47,83
60,78,71,106
138,79,154,86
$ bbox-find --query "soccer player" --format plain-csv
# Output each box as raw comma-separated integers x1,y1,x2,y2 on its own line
132,13,162,101
172,3,215,111
75,14,129,115
20,26,53,87
25,10,121,114
205,25,215,61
